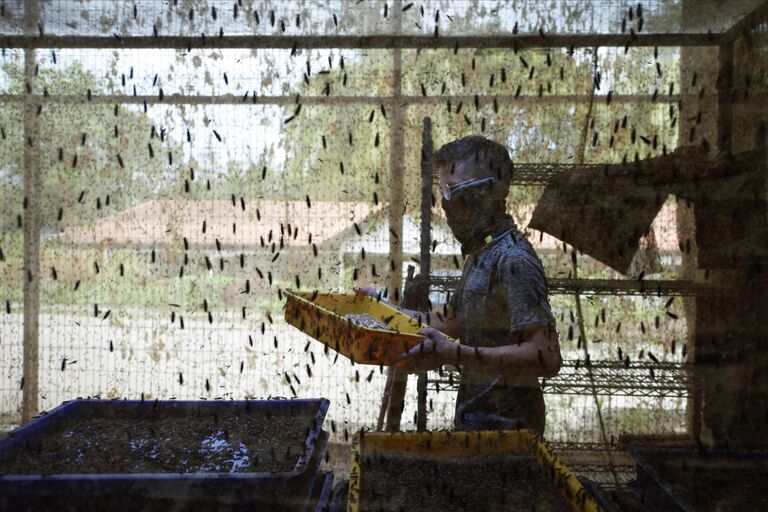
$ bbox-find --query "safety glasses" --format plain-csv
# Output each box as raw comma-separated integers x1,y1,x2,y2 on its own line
440,176,497,202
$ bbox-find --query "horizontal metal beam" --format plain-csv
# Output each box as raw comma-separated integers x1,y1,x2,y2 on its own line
547,278,725,297
0,92,697,106
429,359,695,398
0,33,721,50
5,90,761,111
549,441,629,452
430,275,731,297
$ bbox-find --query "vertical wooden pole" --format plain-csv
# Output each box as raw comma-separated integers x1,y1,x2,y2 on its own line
572,47,618,485
681,6,736,446
415,373,427,430
380,0,407,432
387,1,404,304
677,38,700,443
416,117,433,431
717,40,734,153
419,118,433,296
384,367,408,431
21,0,41,423
376,368,394,431
383,266,413,432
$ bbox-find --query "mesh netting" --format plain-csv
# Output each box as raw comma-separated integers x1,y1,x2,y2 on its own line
0,1,765,452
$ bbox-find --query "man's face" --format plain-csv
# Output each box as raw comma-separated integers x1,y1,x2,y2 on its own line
439,157,482,193
439,156,501,246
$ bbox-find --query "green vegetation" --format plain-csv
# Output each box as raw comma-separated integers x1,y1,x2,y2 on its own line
0,63,185,232
0,46,685,335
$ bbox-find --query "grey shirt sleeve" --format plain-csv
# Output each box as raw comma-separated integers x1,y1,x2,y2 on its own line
497,247,556,333
448,272,464,312
449,285,459,311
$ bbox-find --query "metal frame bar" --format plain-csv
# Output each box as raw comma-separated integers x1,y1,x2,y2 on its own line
429,275,730,297
7,4,756,423
0,93,722,105
0,33,722,50
428,360,695,398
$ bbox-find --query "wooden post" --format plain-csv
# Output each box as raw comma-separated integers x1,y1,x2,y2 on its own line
677,35,701,442
378,0,407,434
415,373,427,431
386,1,404,304
376,367,394,431
384,371,408,431
0,33,724,51
419,117,433,298
21,0,41,423
416,117,433,431
383,266,414,432
717,40,734,153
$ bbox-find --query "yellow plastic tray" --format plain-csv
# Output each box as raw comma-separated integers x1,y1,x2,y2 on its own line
283,290,442,366
348,430,604,512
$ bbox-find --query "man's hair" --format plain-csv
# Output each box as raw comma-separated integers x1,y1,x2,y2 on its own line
433,136,514,191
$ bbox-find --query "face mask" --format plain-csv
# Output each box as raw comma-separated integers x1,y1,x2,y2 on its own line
441,178,501,248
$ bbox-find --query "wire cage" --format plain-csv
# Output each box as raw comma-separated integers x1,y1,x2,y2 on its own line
0,0,767,491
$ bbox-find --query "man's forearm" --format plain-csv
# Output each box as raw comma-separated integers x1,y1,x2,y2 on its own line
449,330,561,378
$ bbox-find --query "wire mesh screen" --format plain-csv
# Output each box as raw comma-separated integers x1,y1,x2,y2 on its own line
0,0,765,452
733,20,768,153
4,0,762,36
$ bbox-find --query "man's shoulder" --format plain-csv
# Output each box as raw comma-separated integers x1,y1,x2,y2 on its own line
486,231,547,279
488,229,539,261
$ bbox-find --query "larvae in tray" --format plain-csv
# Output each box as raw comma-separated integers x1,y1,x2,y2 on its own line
342,313,395,331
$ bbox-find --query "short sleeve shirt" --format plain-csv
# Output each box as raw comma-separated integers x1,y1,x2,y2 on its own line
451,227,557,432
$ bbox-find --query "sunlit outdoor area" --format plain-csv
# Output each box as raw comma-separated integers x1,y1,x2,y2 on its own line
0,1,767,511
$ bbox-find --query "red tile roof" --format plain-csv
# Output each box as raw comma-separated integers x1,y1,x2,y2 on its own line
53,199,381,248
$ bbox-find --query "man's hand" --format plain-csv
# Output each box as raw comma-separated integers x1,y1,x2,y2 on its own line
394,327,457,373
352,286,379,299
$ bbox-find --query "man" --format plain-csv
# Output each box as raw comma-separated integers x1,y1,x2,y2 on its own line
357,136,561,434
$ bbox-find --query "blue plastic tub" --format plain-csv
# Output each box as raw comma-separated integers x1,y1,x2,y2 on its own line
328,478,349,512
0,398,330,512
308,471,334,512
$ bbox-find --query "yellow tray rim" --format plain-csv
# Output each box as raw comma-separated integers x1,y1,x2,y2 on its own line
283,289,455,367
284,289,427,336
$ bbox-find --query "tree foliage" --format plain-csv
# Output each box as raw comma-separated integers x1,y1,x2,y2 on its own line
0,62,185,231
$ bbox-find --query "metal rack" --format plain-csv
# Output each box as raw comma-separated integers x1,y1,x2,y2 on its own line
430,274,730,297
428,359,694,399
559,461,637,491
548,441,639,490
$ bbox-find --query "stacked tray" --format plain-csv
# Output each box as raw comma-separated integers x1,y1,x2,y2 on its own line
0,398,330,512
348,430,605,512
